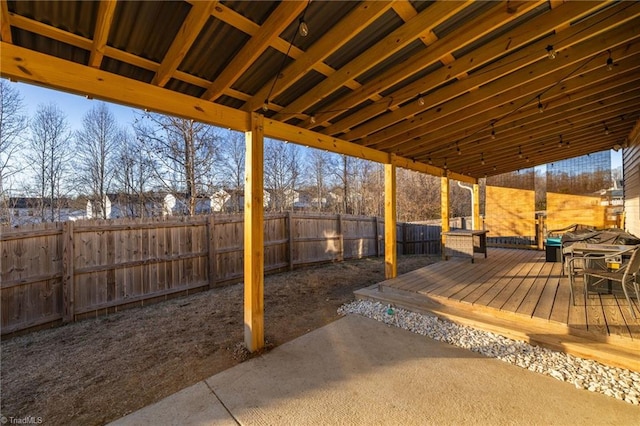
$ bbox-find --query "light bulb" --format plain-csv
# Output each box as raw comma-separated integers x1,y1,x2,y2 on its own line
606,57,614,71
546,45,556,60
537,97,544,113
299,20,309,37
262,100,269,112
418,97,425,106
310,115,316,124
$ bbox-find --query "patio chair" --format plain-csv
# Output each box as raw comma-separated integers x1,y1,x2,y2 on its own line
568,246,640,318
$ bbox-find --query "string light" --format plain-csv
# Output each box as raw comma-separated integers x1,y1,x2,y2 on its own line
490,123,496,140
537,95,544,113
518,146,523,159
558,135,563,148
309,115,316,125
443,158,448,169
418,96,425,106
480,153,485,165
456,142,461,155
262,99,269,112
604,122,609,135
606,50,614,71
298,19,309,37
546,45,556,60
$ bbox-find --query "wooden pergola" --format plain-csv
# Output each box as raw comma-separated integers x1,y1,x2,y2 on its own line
2,0,639,351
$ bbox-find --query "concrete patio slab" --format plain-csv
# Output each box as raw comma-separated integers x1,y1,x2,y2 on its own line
111,315,639,425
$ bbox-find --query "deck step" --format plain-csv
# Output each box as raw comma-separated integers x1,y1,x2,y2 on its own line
355,284,640,372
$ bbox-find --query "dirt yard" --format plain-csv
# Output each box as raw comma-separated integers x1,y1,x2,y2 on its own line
1,255,436,426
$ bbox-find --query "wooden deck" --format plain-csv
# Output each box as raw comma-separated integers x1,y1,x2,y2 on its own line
355,248,640,371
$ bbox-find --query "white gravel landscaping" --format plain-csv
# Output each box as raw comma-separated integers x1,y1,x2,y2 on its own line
338,300,640,406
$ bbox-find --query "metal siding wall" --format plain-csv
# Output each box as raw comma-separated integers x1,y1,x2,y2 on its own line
623,139,640,236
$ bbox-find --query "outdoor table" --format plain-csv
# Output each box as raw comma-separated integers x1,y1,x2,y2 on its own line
442,230,488,263
565,243,636,295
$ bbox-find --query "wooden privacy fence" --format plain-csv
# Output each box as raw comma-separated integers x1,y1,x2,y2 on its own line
1,213,441,335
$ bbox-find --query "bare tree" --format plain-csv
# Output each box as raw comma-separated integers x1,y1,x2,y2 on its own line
134,113,221,215
397,168,440,222
307,148,333,212
0,80,28,199
75,103,120,219
219,129,245,212
27,103,73,221
113,128,156,217
264,139,303,212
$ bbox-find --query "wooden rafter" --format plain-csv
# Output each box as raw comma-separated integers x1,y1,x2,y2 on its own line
243,0,392,113
366,24,640,154
329,0,615,140
202,1,307,101
2,1,636,179
1,0,12,43
408,63,640,158
152,1,218,87
88,0,117,68
313,0,546,130
272,0,474,121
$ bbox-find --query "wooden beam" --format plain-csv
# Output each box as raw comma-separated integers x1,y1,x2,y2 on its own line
244,112,265,352
152,1,218,87
0,42,250,132
273,0,473,120
441,176,450,258
1,0,12,43
88,0,117,68
264,117,388,164
263,116,466,181
203,1,307,101
385,156,397,279
243,0,392,112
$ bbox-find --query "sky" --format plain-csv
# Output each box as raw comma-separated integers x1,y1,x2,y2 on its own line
8,79,624,170
14,80,140,130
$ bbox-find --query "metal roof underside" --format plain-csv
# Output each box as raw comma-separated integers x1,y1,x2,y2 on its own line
2,0,639,179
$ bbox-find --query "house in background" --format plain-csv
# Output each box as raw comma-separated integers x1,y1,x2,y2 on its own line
4,197,85,225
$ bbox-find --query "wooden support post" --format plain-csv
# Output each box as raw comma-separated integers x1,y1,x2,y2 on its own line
244,112,264,352
384,160,397,279
441,176,450,259
62,221,75,323
287,211,294,270
207,216,217,288
473,183,480,231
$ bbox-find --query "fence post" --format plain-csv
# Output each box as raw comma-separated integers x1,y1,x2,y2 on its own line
287,211,294,270
62,221,75,323
337,214,344,262
207,216,217,289
374,216,379,257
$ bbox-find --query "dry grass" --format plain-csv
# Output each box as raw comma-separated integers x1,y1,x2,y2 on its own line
1,255,436,425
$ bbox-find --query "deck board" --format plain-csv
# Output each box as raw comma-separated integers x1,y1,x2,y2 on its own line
363,248,640,369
